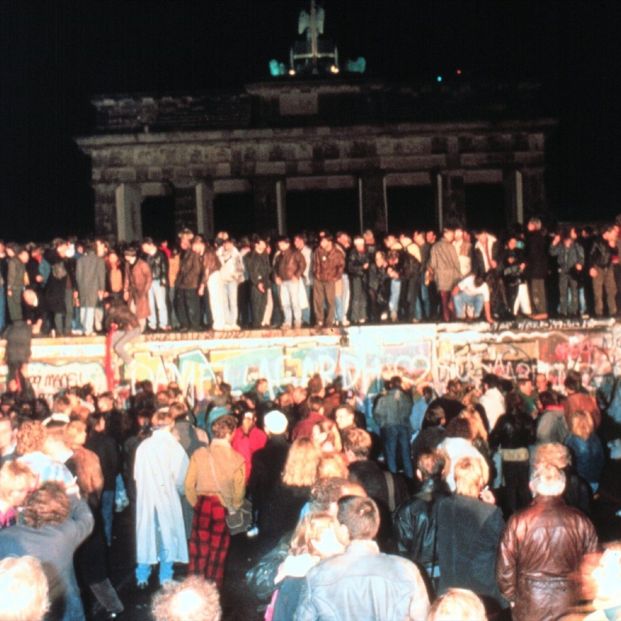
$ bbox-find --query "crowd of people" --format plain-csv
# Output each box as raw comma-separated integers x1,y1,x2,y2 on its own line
0,359,620,620
2,215,621,340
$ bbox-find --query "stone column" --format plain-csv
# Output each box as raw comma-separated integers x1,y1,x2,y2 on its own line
438,173,466,228
252,177,280,235
93,184,117,237
359,174,387,233
522,169,547,220
196,181,215,238
504,169,524,224
115,183,142,242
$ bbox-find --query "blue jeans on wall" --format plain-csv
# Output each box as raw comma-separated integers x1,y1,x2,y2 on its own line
453,291,484,319
381,424,414,479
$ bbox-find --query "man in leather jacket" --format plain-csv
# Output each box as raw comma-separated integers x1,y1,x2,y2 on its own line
393,450,450,582
497,463,598,621
589,224,618,317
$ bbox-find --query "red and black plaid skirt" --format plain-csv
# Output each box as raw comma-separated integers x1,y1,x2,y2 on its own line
188,495,230,588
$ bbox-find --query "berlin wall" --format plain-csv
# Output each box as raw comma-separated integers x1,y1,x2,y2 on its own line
1,319,620,404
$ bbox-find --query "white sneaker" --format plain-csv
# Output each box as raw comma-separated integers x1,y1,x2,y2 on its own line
246,526,259,538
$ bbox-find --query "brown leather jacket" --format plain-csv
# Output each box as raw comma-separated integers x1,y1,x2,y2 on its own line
313,245,345,282
176,250,204,289
274,247,306,281
497,495,598,621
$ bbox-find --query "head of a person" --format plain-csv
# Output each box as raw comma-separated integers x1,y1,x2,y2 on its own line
334,404,355,430
317,452,349,479
518,376,534,396
427,588,487,621
0,461,35,509
64,420,87,450
442,227,455,242
445,417,474,441
151,576,221,621
527,217,542,232
141,237,156,255
22,482,70,528
423,404,446,429
309,477,367,515
282,438,322,488
288,511,349,560
0,416,17,453
311,419,342,453
416,450,447,484
337,495,380,541
211,415,237,441
263,410,288,437
569,410,594,441
15,420,46,456
0,556,49,621
482,374,498,392
363,229,375,245
123,247,137,265
276,236,290,253
533,442,571,470
530,463,566,497
454,456,489,498
342,428,372,463
320,235,334,251
353,235,365,251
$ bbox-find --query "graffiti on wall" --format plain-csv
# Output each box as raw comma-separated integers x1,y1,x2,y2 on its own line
4,320,621,403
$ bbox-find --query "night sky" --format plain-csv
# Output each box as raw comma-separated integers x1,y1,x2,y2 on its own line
1,1,620,241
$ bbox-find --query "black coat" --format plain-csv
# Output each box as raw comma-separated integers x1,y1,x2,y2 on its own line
436,494,506,606
86,432,119,492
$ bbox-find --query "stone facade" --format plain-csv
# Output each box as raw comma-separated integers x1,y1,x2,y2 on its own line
76,79,555,240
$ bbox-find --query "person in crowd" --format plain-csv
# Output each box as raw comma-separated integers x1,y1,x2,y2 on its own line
293,234,313,326
589,224,618,318
0,482,94,621
452,272,493,322
550,225,585,317
294,495,430,620
260,438,321,549
411,404,447,467
312,234,345,328
231,409,266,484
134,408,189,588
292,396,327,441
435,456,506,612
311,419,342,454
426,588,487,621
525,217,549,319
273,236,307,329
43,239,75,337
246,237,272,329
123,247,152,332
430,227,461,322
393,450,450,581
104,298,142,368
185,414,245,587
497,463,599,621
373,375,414,479
536,390,569,444
0,555,50,621
501,235,532,318
334,231,351,326
217,238,244,330
75,240,106,336
141,237,170,332
200,240,226,331
85,412,119,547
564,371,601,430
347,235,370,325
151,576,222,621
479,374,505,432
175,233,204,331
565,409,605,493
104,249,124,302
0,460,35,529
368,250,390,322
489,391,536,516
6,245,29,323
534,442,593,516
268,512,349,621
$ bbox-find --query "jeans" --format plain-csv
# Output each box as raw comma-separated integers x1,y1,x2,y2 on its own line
101,489,115,546
221,279,239,327
302,282,312,324
381,424,413,479
335,275,350,323
280,279,303,327
135,513,173,586
111,327,141,365
453,291,484,319
313,280,336,326
416,282,431,320
349,276,368,323
80,307,96,335
148,281,169,329
208,272,227,329
389,279,401,318
175,288,201,330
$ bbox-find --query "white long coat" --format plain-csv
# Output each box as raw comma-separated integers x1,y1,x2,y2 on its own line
134,428,190,565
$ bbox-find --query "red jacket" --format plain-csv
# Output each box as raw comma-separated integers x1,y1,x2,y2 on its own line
292,412,326,442
231,426,267,482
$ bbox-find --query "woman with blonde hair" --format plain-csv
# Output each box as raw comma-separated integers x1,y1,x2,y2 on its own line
261,438,321,547
435,456,506,612
317,452,348,480
565,410,604,492
0,556,50,621
427,588,487,621
266,512,348,621
0,461,35,529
